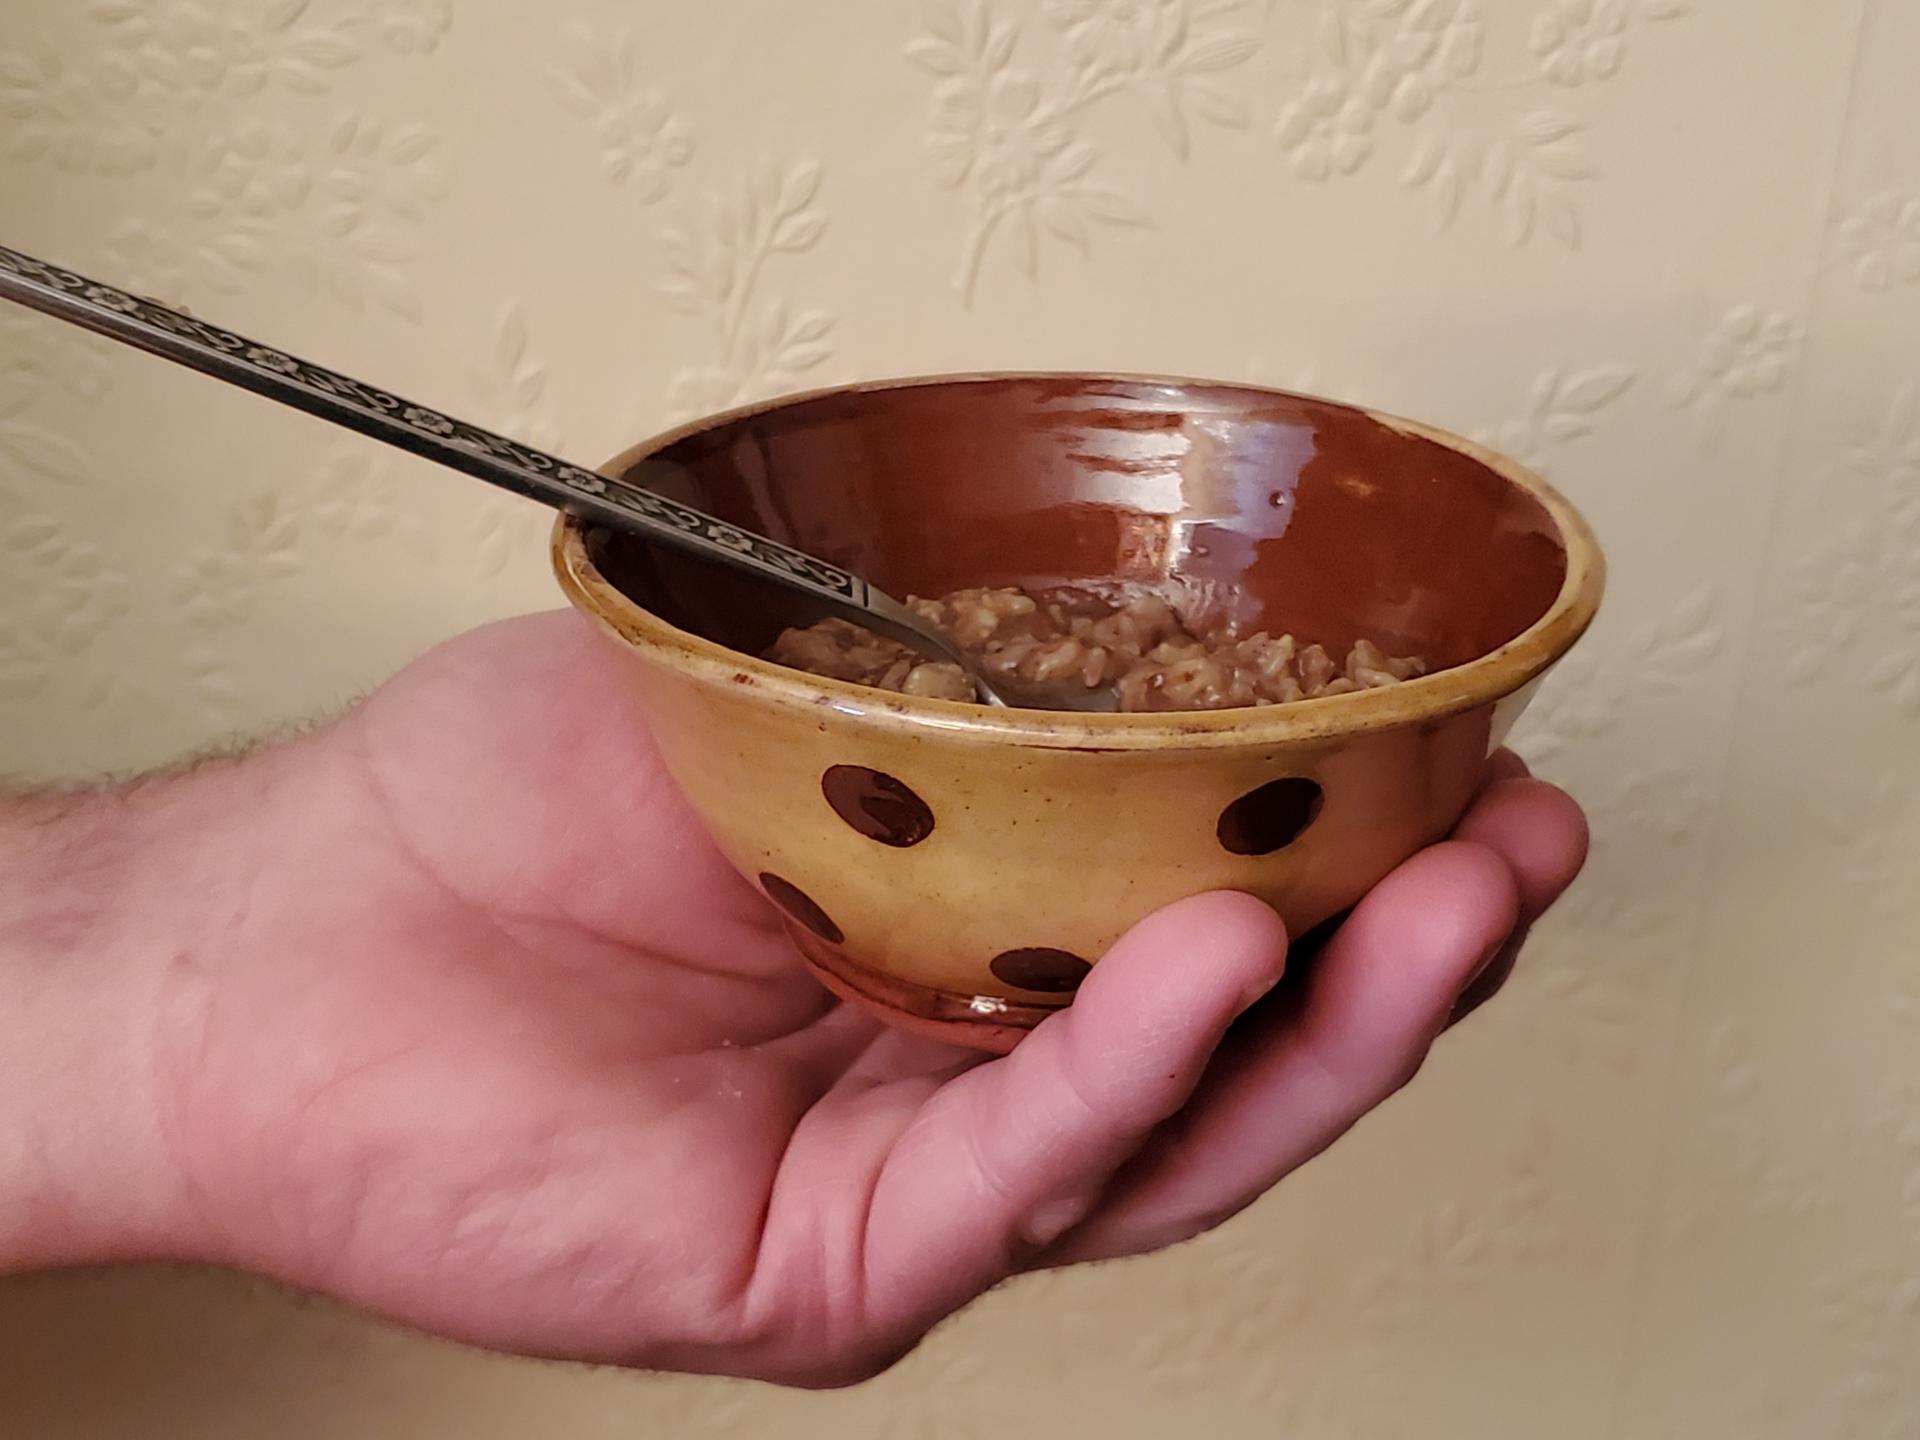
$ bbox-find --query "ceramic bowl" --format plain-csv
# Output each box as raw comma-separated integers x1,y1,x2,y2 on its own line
552,374,1603,1051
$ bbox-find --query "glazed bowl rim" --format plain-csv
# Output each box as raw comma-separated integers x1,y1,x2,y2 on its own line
551,370,1605,752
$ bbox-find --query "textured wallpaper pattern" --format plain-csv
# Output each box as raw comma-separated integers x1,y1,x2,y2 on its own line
1,2,1917,1437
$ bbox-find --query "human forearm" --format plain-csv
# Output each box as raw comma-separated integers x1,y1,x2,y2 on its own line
0,761,280,1272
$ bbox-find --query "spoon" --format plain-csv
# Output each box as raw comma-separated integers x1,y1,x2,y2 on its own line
0,242,1118,714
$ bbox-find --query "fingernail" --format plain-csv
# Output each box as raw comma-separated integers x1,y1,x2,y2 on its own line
1021,1193,1098,1252
1463,937,1507,993
1238,970,1283,1012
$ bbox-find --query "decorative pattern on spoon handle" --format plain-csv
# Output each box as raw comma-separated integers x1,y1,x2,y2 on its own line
0,243,868,606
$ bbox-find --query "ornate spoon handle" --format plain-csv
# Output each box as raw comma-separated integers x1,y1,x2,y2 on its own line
0,243,870,610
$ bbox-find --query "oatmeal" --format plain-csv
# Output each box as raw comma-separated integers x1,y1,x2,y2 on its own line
766,584,1427,712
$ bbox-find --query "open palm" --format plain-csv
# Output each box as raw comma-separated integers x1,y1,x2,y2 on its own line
163,611,1585,1387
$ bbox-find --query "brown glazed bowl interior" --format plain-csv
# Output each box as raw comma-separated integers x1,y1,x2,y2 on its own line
554,374,1602,1050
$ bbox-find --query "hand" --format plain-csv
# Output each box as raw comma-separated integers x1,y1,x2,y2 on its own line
1,612,1586,1388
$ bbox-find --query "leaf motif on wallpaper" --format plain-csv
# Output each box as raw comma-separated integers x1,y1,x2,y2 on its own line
0,315,114,496
1472,359,1635,467
1319,0,1485,124
100,111,446,319
182,642,247,728
1662,303,1797,447
910,0,1254,300
1482,110,1593,247
1659,1018,1835,1234
0,37,167,175
1590,762,1718,854
466,302,564,453
1294,0,1686,249
1833,189,1920,295
1399,110,1595,248
548,23,694,199
1508,631,1620,764
658,160,838,418
461,302,567,579
0,0,439,178
1040,0,1260,158
1529,0,1684,89
87,0,363,101
1854,384,1920,537
1809,775,1911,924
0,505,131,702
1807,1255,1920,1440
1283,0,1480,195
1630,581,1722,689
1781,386,1920,718
175,491,303,633
0,424,96,492
1528,912,1677,1076
1320,1128,1581,1403
293,446,432,553
0,313,116,407
1125,1237,1311,1408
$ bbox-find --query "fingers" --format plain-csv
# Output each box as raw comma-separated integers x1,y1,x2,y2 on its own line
1045,841,1518,1264
1452,774,1589,927
857,893,1288,1335
1446,771,1589,1023
1479,747,1532,789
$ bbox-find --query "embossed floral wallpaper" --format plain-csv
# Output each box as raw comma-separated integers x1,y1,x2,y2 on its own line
2,1,1917,1435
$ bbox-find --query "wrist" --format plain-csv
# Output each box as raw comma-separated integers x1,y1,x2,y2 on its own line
0,749,294,1272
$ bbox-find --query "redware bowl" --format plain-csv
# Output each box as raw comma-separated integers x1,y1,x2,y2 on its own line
552,373,1603,1051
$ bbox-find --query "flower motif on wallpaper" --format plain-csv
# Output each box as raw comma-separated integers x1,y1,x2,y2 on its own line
1663,303,1796,445
0,0,387,175
367,0,452,57
1318,0,1484,127
657,160,837,418
548,24,695,198
1471,359,1636,469
1529,0,1686,89
1039,0,1259,156
909,0,1258,298
1283,3,1589,246
89,0,358,101
3,3,444,321
1274,76,1373,180
1266,0,1688,251
0,505,129,702
1834,190,1920,295
101,111,446,319
1787,386,1920,720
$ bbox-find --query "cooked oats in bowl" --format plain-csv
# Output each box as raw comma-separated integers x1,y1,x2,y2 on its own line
554,373,1603,1051
767,583,1427,711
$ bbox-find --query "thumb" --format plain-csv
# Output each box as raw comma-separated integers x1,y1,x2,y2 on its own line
859,892,1288,1338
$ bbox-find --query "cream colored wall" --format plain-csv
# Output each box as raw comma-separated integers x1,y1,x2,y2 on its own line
1,0,1915,1434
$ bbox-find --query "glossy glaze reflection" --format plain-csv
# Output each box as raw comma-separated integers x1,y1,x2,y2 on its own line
590,376,1567,688
555,372,1603,1051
